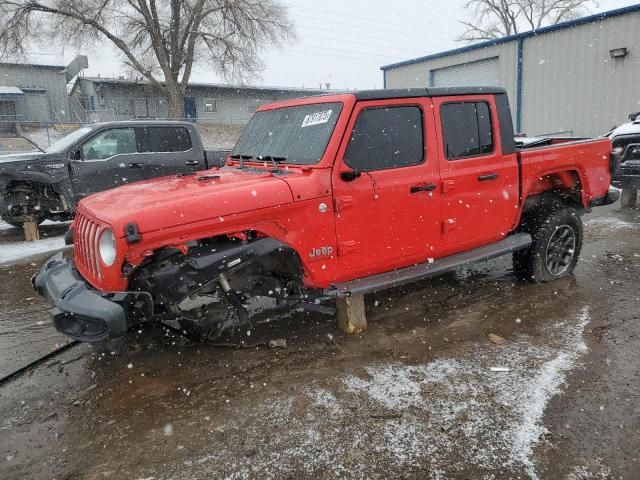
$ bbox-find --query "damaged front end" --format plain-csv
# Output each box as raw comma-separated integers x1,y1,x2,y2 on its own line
129,236,306,341
33,254,153,342
35,235,309,343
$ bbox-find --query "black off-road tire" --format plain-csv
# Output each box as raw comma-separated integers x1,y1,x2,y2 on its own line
513,205,583,283
620,188,638,209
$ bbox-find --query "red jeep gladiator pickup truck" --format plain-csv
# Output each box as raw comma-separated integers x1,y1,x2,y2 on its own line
34,87,619,343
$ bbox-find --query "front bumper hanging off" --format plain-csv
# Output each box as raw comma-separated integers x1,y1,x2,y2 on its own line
33,253,152,343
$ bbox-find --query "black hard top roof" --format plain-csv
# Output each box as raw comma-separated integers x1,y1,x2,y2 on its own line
354,87,507,101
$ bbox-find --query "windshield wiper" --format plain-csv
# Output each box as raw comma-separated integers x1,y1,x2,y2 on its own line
229,154,253,169
259,155,287,173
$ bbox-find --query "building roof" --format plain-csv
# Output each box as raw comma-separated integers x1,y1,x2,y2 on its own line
381,3,640,71
78,76,328,93
0,61,66,71
0,86,24,96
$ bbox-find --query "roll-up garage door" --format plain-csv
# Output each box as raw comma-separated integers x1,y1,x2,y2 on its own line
431,57,499,88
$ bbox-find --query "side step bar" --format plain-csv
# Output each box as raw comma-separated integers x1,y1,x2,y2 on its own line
324,233,532,298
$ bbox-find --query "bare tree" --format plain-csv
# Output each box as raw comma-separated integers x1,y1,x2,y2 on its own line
459,0,597,42
0,1,294,118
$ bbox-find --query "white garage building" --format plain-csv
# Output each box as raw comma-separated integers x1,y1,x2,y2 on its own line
381,4,640,137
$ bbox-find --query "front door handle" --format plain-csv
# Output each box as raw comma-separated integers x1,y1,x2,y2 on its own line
128,163,143,169
410,183,437,193
478,173,499,181
185,160,200,166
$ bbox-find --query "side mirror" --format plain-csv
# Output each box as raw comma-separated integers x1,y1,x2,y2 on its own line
70,149,81,161
340,170,361,182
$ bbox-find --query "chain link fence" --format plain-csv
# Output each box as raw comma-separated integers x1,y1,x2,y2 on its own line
0,119,243,154
0,93,253,153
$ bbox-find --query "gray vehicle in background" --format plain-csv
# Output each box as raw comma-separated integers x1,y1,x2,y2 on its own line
0,121,230,228
609,113,640,208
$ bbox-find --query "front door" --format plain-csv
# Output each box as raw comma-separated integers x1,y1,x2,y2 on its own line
433,96,519,248
70,127,148,197
184,97,197,122
332,99,442,281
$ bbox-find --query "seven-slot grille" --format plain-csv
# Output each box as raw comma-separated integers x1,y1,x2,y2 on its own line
74,211,104,282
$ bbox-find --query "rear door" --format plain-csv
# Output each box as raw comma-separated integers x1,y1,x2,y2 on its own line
332,98,442,280
433,96,519,248
137,126,202,176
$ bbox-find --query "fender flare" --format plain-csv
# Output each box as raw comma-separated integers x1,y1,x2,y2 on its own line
522,168,587,204
131,237,303,306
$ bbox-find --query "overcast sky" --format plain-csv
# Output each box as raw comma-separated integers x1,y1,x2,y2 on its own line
32,0,639,90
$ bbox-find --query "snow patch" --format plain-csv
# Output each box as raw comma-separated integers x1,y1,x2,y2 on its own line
0,236,69,265
0,219,69,231
585,216,635,231
182,307,592,480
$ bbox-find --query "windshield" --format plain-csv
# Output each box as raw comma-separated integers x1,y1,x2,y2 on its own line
45,127,94,154
231,102,343,165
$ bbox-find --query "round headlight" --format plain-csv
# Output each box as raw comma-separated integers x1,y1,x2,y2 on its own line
98,228,117,266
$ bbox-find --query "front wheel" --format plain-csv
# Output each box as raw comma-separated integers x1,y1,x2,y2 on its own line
513,206,583,283
620,188,638,209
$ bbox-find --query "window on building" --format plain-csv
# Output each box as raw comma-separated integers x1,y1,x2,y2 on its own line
203,98,218,113
139,127,193,152
440,101,494,160
344,106,424,171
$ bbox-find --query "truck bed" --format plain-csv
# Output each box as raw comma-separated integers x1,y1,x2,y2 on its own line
517,137,613,207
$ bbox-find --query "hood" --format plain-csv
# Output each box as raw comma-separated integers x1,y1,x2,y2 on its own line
80,168,296,235
609,121,640,138
0,152,45,164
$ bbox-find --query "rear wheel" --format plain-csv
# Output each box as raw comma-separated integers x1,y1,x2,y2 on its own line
513,206,583,283
620,188,638,209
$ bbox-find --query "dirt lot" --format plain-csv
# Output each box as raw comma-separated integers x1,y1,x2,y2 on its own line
0,205,639,480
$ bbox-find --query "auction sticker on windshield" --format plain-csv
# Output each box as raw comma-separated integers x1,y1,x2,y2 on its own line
301,110,333,128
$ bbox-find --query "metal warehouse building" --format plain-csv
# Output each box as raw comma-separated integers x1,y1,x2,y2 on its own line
0,56,87,125
382,4,640,137
71,77,325,124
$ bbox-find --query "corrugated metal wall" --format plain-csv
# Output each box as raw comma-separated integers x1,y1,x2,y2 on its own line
521,12,640,137
431,57,500,87
75,79,325,124
384,41,519,118
0,65,70,122
383,10,640,137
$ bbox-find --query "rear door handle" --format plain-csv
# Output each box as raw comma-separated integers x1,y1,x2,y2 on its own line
410,183,437,193
185,160,200,166
128,163,143,169
478,173,499,181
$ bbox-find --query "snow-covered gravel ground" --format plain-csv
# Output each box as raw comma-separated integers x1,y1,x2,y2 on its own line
183,306,599,480
584,215,635,231
0,220,71,265
0,236,69,265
